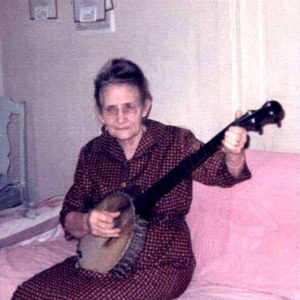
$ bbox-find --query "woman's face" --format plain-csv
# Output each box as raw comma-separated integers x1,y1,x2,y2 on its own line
99,83,151,146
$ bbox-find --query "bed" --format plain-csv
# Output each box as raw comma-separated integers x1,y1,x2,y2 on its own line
0,97,298,299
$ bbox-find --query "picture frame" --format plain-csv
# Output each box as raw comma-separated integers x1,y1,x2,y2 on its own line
29,0,57,20
73,0,115,33
73,0,111,23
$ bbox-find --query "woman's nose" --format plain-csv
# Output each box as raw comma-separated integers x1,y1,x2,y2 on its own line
116,110,125,123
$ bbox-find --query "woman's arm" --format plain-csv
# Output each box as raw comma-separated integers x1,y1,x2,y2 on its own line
225,151,246,177
190,110,251,186
61,145,121,239
64,211,90,239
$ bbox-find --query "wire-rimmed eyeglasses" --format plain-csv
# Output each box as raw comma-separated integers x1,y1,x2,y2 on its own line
101,103,141,118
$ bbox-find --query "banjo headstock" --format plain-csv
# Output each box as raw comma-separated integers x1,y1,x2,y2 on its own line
234,100,284,134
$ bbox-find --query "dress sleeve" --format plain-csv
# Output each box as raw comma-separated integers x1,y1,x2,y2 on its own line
59,146,92,237
180,129,251,187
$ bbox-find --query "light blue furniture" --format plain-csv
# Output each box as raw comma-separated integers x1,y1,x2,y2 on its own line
0,96,28,208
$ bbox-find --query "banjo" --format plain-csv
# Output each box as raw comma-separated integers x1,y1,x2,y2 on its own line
77,100,284,277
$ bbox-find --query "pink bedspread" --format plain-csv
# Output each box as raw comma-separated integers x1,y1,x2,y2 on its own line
187,150,299,300
0,235,288,300
0,150,298,300
0,236,76,299
1,231,292,300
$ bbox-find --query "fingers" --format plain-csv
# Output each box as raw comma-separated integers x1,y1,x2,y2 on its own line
235,110,243,120
222,110,248,154
88,210,121,238
222,126,248,154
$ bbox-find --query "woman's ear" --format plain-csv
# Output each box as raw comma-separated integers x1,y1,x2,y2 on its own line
95,105,104,125
142,99,152,118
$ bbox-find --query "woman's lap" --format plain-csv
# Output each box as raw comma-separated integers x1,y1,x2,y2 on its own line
12,256,193,300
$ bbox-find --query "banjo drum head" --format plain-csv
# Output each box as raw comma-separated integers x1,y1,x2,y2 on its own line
77,192,138,273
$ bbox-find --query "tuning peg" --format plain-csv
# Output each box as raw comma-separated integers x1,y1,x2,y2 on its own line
275,117,282,127
255,123,263,134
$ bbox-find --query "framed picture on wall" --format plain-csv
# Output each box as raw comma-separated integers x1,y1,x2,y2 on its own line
29,0,57,20
73,0,115,33
73,0,107,23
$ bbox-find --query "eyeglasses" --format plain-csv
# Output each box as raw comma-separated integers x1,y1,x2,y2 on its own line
101,103,141,118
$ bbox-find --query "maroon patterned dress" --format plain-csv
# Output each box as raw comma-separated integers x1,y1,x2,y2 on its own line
12,120,251,300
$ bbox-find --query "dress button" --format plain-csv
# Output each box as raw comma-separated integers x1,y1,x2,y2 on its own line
120,182,127,188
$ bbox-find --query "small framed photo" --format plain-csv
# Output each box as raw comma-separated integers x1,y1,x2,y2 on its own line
29,0,57,20
73,0,106,23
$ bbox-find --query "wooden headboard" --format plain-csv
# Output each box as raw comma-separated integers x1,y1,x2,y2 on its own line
0,96,28,207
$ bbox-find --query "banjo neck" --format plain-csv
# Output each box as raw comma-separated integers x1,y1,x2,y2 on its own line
134,124,229,218
134,101,283,219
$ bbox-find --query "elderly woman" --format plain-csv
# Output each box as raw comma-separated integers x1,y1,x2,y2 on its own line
13,58,251,299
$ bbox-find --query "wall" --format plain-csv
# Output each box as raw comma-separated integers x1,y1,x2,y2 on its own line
0,1,299,202
233,1,300,151
0,18,3,95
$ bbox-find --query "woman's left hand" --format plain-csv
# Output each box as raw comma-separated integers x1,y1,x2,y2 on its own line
222,111,248,177
222,111,248,154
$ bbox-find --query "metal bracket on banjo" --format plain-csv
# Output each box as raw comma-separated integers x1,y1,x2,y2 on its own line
77,101,284,277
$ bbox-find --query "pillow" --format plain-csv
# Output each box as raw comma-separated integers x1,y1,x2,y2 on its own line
0,196,64,248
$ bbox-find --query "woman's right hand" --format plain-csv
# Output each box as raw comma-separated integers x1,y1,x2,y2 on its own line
88,210,121,237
